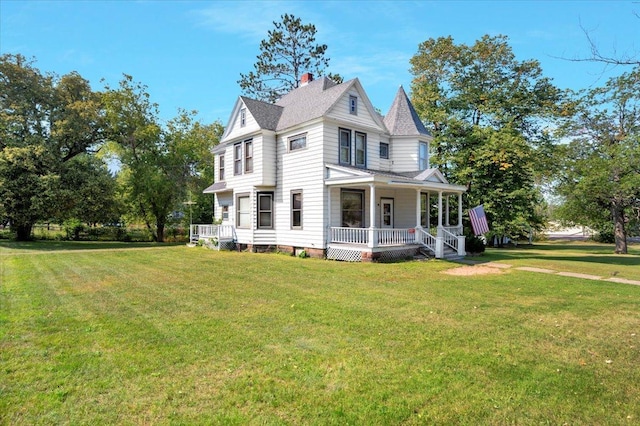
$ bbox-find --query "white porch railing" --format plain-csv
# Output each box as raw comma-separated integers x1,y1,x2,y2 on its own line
441,227,459,252
330,226,465,259
377,228,416,245
331,227,369,244
190,224,236,242
415,228,437,253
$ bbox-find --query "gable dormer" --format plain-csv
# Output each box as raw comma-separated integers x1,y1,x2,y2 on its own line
221,97,283,143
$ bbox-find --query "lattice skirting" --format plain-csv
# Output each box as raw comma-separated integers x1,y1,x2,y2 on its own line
375,247,419,262
326,247,363,262
326,246,419,262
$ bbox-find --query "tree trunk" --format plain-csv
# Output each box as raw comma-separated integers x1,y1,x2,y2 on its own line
15,223,33,241
156,220,165,243
611,204,628,254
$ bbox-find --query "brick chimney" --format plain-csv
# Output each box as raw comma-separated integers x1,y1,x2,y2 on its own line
300,72,313,86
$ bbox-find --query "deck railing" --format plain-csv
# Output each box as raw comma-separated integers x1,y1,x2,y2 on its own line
331,227,369,244
330,227,425,247
190,224,235,242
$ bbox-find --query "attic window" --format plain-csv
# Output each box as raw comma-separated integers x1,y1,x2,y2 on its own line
240,108,246,127
349,95,358,115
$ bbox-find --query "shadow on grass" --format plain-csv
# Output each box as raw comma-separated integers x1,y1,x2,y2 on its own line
481,242,640,267
0,240,182,253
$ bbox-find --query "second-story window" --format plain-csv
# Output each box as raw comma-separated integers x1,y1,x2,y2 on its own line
240,108,246,127
289,133,307,151
219,154,225,180
339,128,351,165
355,132,366,168
234,143,242,175
349,95,358,115
419,141,429,170
244,139,253,173
379,142,389,159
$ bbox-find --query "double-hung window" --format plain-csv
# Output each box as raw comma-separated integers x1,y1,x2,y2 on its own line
419,141,429,170
244,139,253,173
234,143,242,175
355,131,366,168
219,154,225,180
257,192,273,229
339,128,351,165
421,193,429,228
237,195,251,228
291,190,302,229
379,142,389,159
341,189,364,228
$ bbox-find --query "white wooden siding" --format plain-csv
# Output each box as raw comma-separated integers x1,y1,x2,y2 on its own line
224,101,261,142
390,137,419,172
326,88,382,130
273,122,326,248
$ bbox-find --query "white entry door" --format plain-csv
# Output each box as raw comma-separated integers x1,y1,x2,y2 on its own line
381,198,394,228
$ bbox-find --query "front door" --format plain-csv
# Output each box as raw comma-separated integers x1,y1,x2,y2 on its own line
381,198,394,228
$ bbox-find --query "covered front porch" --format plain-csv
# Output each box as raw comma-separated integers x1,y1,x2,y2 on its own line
325,165,467,261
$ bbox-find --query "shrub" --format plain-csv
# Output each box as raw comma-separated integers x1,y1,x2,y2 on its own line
465,235,486,254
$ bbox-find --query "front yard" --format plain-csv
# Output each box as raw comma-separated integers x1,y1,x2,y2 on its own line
1,242,639,424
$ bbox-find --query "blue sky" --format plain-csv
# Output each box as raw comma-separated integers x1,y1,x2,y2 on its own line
1,1,638,125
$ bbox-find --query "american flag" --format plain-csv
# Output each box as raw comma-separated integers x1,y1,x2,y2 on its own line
469,205,490,236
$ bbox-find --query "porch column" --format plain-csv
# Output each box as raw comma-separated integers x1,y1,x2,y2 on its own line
415,189,422,229
437,191,443,228
457,193,463,230
368,183,377,248
327,186,332,246
427,193,430,231
445,195,450,226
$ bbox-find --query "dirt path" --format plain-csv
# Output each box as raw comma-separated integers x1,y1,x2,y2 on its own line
444,260,640,286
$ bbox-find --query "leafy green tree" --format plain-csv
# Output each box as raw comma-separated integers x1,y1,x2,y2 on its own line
0,54,105,240
410,35,564,242
555,67,640,254
104,76,222,242
56,154,121,226
238,13,341,103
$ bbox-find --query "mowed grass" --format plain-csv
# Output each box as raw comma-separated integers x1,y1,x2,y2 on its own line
1,243,639,424
481,240,640,280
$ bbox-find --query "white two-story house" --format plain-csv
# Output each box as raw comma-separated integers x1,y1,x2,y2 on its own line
194,73,466,261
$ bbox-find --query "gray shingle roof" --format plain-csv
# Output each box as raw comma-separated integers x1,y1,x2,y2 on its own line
240,96,283,131
274,77,351,131
384,86,431,137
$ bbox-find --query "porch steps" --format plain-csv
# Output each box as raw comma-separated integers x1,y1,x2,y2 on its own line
418,245,463,261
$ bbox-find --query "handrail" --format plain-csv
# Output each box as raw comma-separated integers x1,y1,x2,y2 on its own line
416,228,437,252
441,227,458,252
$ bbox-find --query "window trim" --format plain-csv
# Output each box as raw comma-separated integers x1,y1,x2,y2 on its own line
219,154,225,181
339,128,351,165
291,190,303,229
244,139,253,173
355,131,367,168
233,143,242,175
236,193,251,229
257,192,274,229
240,108,246,127
379,142,389,160
420,193,429,228
341,189,365,228
288,133,307,152
349,95,358,115
419,141,429,170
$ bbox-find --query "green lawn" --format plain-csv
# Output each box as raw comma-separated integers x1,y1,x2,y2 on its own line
1,242,639,424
